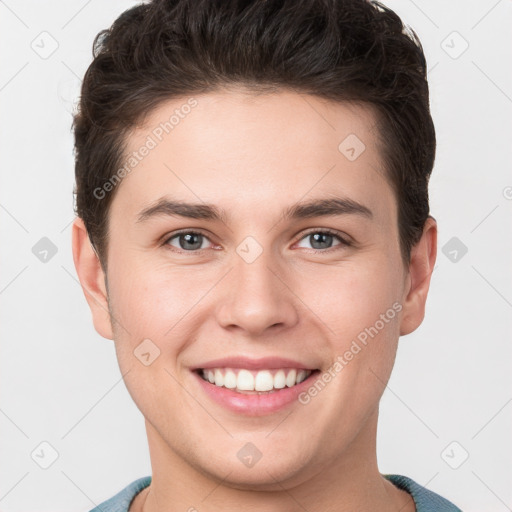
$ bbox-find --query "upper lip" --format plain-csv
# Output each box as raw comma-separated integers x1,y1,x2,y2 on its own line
191,356,318,371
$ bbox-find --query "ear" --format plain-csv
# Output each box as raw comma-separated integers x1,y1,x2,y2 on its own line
399,216,437,336
71,217,114,340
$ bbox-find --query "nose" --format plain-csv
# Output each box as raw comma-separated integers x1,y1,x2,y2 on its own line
215,248,299,337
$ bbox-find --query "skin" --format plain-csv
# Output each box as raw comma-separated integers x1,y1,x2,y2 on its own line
72,89,436,512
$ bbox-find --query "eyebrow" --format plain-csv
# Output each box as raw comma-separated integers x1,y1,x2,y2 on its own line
136,196,373,224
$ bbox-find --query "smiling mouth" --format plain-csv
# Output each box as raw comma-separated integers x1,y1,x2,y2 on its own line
195,367,320,394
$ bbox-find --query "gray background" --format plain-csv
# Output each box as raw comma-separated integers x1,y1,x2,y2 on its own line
1,1,511,510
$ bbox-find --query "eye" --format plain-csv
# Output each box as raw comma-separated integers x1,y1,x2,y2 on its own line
295,229,350,252
164,231,213,252
163,228,351,254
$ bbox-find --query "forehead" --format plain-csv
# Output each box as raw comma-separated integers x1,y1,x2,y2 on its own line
112,89,395,225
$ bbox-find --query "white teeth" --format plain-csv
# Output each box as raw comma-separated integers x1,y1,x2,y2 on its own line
224,370,237,389
273,370,286,389
296,370,307,384
237,369,254,391
286,369,297,387
214,369,224,387
254,370,274,391
200,367,313,392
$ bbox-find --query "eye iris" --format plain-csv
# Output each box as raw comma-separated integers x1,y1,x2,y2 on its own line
310,232,333,250
173,232,338,251
179,233,203,250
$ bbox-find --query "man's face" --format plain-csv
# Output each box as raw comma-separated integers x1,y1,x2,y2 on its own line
93,90,411,487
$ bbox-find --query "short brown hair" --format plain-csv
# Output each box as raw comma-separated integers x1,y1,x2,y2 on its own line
73,0,436,268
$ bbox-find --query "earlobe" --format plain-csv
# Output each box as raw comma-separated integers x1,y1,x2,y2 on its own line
71,217,114,340
399,216,437,336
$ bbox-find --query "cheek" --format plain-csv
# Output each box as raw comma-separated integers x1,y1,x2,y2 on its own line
303,259,403,403
108,261,185,329
106,261,212,371
301,259,403,338
105,265,195,418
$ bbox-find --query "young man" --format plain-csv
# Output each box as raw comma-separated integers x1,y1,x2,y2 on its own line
71,0,462,510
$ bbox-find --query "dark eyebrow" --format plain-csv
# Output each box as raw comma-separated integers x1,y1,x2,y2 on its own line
282,197,373,221
136,199,228,224
136,196,373,224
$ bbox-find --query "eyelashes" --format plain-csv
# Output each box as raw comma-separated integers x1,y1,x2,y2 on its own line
164,231,212,252
295,228,351,252
163,228,352,254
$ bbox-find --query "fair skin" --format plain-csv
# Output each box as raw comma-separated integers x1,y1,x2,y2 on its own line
72,89,436,512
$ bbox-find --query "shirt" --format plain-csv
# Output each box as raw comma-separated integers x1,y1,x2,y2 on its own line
88,474,462,511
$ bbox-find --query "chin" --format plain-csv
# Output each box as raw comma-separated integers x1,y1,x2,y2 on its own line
195,450,313,491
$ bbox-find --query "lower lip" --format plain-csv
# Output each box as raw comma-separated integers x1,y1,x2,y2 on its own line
192,370,319,416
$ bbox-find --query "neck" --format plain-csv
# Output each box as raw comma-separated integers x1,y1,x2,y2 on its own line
135,409,414,512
